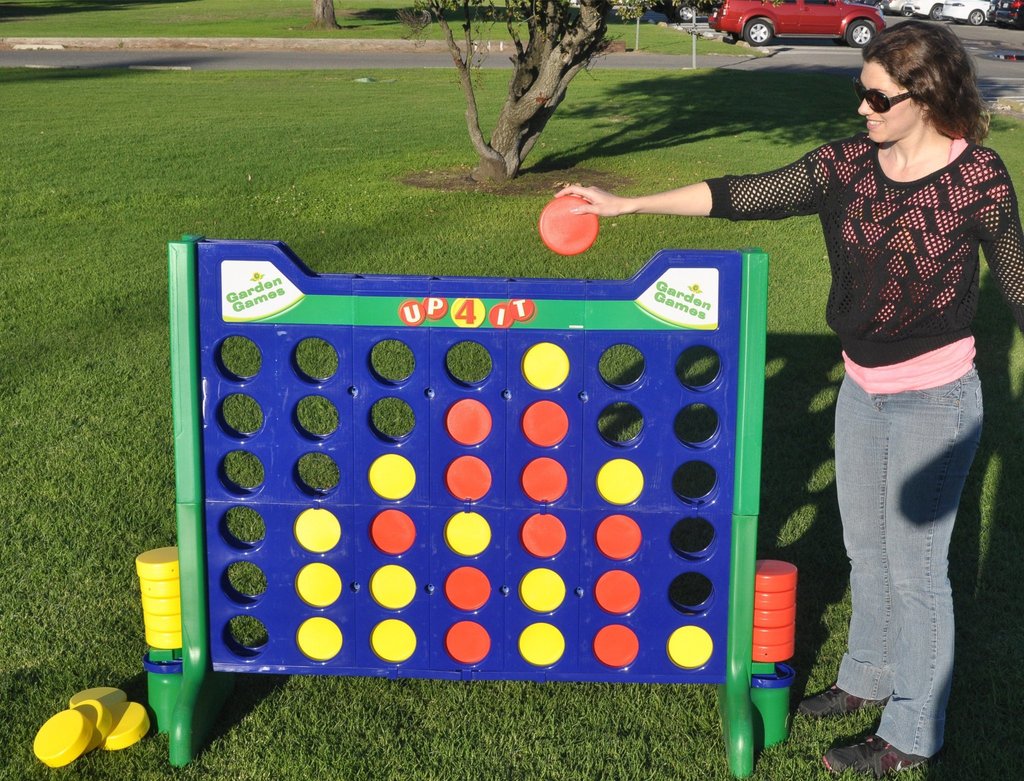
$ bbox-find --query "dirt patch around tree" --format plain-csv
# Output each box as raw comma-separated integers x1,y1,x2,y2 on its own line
401,166,632,195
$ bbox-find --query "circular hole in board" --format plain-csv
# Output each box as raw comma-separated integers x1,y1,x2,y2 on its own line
675,403,719,447
670,517,716,560
370,397,416,441
446,341,493,386
295,395,339,439
668,571,715,615
222,506,266,548
296,452,341,495
221,450,265,494
294,337,338,383
597,401,644,446
219,393,264,439
217,336,262,381
226,615,269,657
370,339,416,384
226,561,267,603
676,345,721,390
672,461,718,504
597,343,645,388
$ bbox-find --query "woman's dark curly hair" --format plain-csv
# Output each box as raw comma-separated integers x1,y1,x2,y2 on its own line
863,20,989,142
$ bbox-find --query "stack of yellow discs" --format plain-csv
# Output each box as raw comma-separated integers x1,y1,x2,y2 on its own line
33,687,150,767
136,547,182,649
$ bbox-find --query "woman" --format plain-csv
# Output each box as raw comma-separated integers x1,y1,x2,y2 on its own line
558,21,1024,778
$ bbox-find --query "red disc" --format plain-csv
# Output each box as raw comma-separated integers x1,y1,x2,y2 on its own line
538,195,600,256
521,400,569,448
520,457,568,503
755,560,798,593
444,566,492,612
594,570,641,615
519,513,567,559
753,638,795,663
754,588,796,611
445,398,492,446
369,509,416,555
753,624,795,648
593,624,640,669
445,621,491,665
753,603,797,628
595,514,642,560
445,456,492,501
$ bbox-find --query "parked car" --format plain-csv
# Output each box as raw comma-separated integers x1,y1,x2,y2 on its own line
942,0,992,23
993,0,1024,25
879,0,914,13
905,0,948,17
708,0,885,47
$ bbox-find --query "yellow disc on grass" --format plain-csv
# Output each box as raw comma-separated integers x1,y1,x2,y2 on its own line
72,699,113,752
369,564,417,610
518,622,565,667
444,511,492,557
101,701,150,751
667,625,714,669
296,616,344,662
293,508,341,553
370,619,417,663
368,453,416,500
33,709,94,768
522,342,570,391
295,562,343,608
519,568,566,613
135,547,179,580
69,687,126,711
596,459,644,505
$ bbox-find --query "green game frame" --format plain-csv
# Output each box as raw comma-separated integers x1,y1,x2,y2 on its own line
164,238,770,776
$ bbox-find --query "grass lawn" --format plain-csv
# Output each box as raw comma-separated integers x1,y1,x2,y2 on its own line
2,63,1023,781
0,0,743,55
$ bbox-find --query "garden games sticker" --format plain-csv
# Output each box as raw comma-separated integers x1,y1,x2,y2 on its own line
635,268,719,329
221,261,304,322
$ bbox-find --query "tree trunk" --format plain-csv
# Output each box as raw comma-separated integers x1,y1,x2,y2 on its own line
430,0,612,184
311,0,340,30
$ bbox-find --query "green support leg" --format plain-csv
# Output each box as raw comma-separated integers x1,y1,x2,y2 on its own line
719,249,769,778
167,238,235,766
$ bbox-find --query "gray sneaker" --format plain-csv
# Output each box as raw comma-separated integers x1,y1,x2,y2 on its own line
797,685,889,718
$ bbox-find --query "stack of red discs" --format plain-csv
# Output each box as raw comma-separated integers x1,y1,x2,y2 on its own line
752,560,797,662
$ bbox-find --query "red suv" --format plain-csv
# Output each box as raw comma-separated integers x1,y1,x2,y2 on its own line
709,0,885,47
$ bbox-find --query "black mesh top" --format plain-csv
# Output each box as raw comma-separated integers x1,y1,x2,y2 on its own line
706,135,1024,367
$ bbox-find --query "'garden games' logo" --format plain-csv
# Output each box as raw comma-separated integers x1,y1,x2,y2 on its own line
635,268,719,329
221,261,304,322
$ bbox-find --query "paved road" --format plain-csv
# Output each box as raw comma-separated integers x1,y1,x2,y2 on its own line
2,21,1023,101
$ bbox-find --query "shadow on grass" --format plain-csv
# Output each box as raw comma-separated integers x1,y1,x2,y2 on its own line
0,0,199,22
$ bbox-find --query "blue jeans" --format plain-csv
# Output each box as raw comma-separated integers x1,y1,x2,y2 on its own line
833,369,982,758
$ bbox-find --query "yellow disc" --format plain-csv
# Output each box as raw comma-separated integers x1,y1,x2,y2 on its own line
293,508,341,553
444,511,491,557
368,453,417,500
521,342,570,391
518,622,565,667
139,577,180,599
370,619,417,663
667,625,714,669
101,701,150,751
69,687,126,711
296,616,344,662
33,709,94,768
140,594,181,616
72,699,113,752
369,564,417,610
135,547,179,580
144,613,183,633
145,628,182,650
519,568,566,613
596,459,645,505
294,562,343,608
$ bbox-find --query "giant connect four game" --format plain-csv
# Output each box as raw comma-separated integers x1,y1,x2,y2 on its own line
165,237,771,776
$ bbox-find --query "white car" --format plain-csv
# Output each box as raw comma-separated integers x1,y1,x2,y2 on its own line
942,0,992,23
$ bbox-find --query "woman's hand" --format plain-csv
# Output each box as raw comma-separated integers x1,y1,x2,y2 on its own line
554,185,636,218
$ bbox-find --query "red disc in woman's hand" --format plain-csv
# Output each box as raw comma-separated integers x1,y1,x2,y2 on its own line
538,195,599,256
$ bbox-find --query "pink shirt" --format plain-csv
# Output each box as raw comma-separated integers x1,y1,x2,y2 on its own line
842,138,974,394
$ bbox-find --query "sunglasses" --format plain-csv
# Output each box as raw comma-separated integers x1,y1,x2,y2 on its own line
853,78,913,113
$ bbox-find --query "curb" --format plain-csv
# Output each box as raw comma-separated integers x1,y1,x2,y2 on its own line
0,37,453,52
